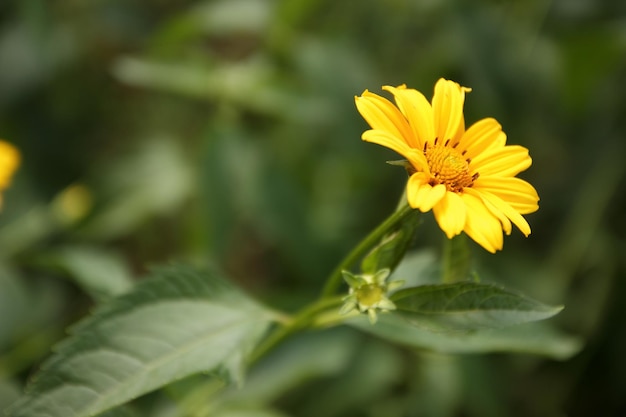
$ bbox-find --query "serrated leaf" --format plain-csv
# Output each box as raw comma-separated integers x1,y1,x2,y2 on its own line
349,314,582,360
360,210,421,275
391,282,563,331
7,265,274,417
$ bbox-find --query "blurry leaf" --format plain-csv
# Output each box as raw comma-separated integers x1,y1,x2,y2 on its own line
112,56,285,115
0,265,65,356
112,55,331,121
80,139,193,240
0,184,94,260
33,245,133,301
441,234,471,283
350,314,582,360
8,265,275,417
226,330,355,404
0,378,20,411
299,337,402,417
210,409,288,417
405,353,462,417
0,266,30,347
191,0,272,35
388,249,439,289
95,406,141,417
361,210,421,275
0,206,59,260
0,22,77,107
391,282,563,331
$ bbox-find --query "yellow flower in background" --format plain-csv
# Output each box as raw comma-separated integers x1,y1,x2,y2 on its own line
0,140,20,208
355,79,539,253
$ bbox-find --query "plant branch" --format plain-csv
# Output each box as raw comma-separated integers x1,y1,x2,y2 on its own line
248,296,344,365
320,203,414,297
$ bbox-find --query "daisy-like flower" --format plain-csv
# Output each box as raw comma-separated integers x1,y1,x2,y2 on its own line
355,79,539,253
0,140,20,209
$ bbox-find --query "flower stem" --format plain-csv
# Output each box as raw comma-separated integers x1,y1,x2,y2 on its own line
249,201,415,365
248,296,344,365
320,203,414,297
441,233,471,283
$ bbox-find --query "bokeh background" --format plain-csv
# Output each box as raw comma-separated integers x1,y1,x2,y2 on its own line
1,0,625,416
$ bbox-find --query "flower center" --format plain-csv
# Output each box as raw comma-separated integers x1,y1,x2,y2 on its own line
424,142,475,192
355,284,384,309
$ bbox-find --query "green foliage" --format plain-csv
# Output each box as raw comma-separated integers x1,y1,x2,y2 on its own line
7,266,274,417
391,282,563,331
32,245,133,301
1,0,624,415
350,315,581,360
441,234,472,284
361,209,421,276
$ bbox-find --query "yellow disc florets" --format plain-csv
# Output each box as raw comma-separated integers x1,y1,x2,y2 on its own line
424,140,476,193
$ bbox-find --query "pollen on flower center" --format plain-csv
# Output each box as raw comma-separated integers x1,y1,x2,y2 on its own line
424,142,476,192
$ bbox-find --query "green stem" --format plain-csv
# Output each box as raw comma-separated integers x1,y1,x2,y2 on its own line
441,233,471,283
321,203,414,297
248,296,344,365
248,202,415,365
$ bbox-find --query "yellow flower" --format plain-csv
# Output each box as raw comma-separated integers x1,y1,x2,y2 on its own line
0,140,20,208
355,79,539,253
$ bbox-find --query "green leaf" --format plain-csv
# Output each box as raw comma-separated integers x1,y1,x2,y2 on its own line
79,139,193,241
7,265,275,417
32,246,134,301
216,329,358,407
350,314,582,360
391,282,563,331
387,249,440,290
360,210,421,275
0,378,21,411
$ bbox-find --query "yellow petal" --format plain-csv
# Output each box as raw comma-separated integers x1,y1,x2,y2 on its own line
432,79,470,145
404,149,430,173
471,145,532,177
362,130,413,160
478,190,531,236
433,191,466,238
383,85,435,151
461,192,504,253
407,173,446,212
355,91,415,147
0,140,20,190
473,176,539,214
465,188,511,236
458,118,506,160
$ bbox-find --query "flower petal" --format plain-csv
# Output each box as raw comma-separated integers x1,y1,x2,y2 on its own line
433,191,466,238
478,190,532,236
0,140,20,190
471,145,532,177
406,173,446,212
473,176,539,214
383,85,435,150
404,149,430,173
355,91,415,147
432,79,470,145
458,118,506,160
465,188,512,235
461,192,504,253
362,129,414,159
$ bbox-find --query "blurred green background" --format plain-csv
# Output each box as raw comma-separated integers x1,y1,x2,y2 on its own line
1,0,625,416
